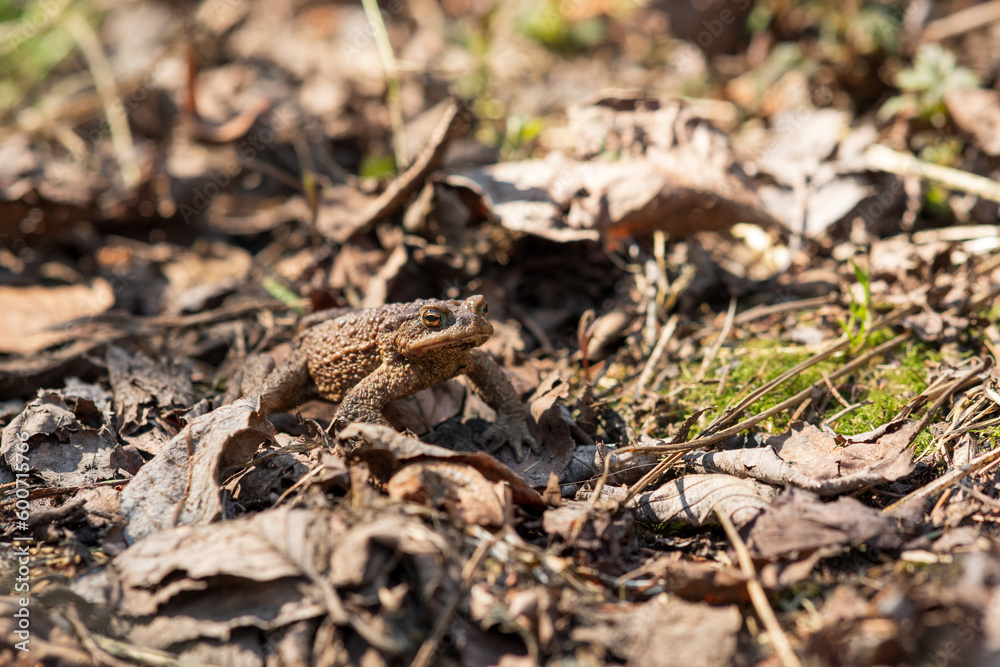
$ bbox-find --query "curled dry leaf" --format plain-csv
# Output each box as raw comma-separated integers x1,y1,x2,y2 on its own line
342,423,545,507
0,391,116,488
72,506,337,656
685,420,918,496
118,396,273,543
387,461,506,527
621,473,773,528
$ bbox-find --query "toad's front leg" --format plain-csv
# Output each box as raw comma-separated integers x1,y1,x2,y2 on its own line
464,349,537,462
334,364,410,428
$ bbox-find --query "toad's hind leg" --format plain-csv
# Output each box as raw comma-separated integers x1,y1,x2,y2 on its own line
253,353,311,414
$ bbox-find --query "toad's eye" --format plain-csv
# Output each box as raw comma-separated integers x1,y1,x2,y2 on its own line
421,309,444,328
477,302,488,318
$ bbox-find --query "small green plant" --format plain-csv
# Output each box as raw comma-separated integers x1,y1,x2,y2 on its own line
838,259,873,348
358,153,396,180
879,43,979,126
516,0,605,53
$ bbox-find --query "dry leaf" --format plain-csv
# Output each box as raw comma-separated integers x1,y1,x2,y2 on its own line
0,391,116,487
387,461,506,527
571,593,742,667
686,420,917,495
746,488,896,561
626,473,773,527
118,396,273,543
0,279,114,355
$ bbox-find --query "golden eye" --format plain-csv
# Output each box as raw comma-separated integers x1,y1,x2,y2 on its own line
478,302,488,318
421,309,444,328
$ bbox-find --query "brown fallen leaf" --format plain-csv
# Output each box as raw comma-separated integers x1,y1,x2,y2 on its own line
387,461,506,527
342,423,546,507
0,279,115,355
442,98,780,246
946,88,1000,156
0,391,117,488
570,593,742,667
106,345,194,432
72,506,337,660
615,473,773,528
542,501,637,574
617,552,749,604
685,420,917,495
745,488,897,562
118,396,273,543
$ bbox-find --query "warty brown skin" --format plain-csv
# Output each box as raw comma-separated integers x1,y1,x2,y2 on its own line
248,295,537,461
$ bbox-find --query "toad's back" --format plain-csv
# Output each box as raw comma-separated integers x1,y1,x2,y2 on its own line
299,303,416,403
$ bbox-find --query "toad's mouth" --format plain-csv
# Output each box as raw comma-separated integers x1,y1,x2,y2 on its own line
405,332,492,356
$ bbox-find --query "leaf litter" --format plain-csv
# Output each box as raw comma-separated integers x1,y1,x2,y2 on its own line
2,1,1000,665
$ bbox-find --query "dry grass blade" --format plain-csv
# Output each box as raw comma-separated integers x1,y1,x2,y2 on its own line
867,144,1000,203
632,314,678,402
715,506,802,667
361,0,407,169
64,12,140,192
694,297,737,383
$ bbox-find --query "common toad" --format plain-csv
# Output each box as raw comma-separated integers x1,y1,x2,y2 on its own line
247,295,537,461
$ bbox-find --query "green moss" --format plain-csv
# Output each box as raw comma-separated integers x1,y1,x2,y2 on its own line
658,330,943,440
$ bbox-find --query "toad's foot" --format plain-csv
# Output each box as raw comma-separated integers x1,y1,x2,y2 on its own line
482,413,537,463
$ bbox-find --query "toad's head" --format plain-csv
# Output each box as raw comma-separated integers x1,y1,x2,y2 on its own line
394,295,494,358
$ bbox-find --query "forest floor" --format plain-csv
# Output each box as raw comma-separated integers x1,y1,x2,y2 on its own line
2,1,1000,665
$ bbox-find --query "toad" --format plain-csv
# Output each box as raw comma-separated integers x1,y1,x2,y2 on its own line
246,295,537,461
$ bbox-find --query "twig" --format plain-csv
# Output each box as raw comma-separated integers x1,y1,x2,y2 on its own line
821,371,852,409
866,144,1000,204
887,441,1000,515
65,12,141,193
715,506,802,667
884,358,996,514
361,0,408,170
